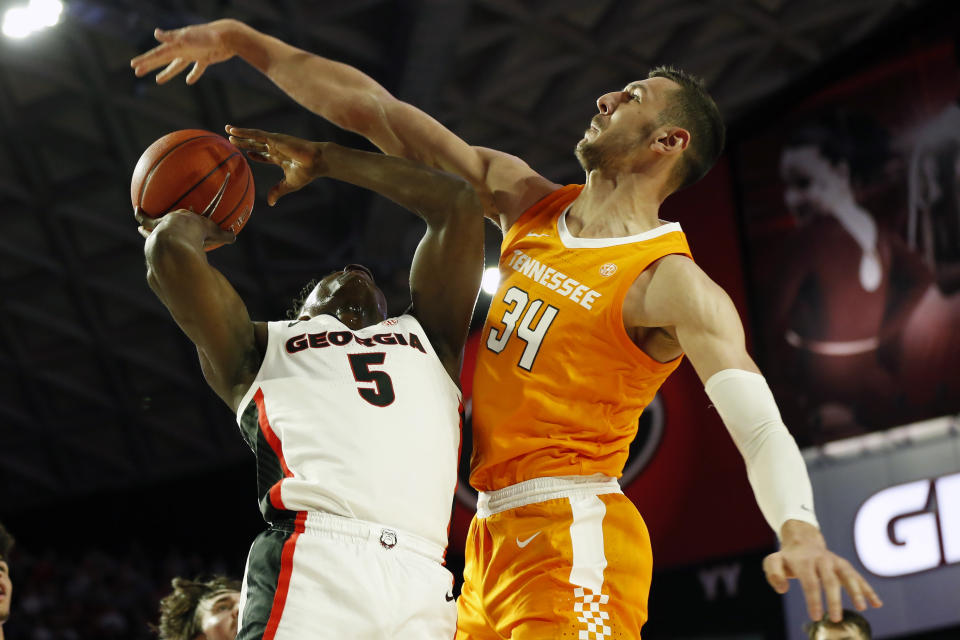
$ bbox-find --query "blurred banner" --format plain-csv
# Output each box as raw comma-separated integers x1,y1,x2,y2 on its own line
783,420,960,639
734,36,960,448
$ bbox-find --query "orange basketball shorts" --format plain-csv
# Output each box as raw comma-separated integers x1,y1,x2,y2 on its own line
456,476,653,640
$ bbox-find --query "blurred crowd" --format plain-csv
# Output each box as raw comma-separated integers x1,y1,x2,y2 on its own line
2,543,238,639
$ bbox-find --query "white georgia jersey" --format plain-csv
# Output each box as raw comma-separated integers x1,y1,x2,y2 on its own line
234,313,462,551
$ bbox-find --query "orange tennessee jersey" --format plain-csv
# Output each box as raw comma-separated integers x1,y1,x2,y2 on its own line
470,184,693,491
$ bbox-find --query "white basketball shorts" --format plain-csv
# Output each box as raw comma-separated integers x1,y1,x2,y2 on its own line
237,511,457,639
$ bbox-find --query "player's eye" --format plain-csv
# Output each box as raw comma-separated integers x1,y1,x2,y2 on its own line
631,93,642,102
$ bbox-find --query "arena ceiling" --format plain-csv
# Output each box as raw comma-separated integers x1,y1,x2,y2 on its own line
0,0,934,508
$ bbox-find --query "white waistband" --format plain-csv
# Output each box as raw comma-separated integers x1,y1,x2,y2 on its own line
288,512,445,563
476,475,622,518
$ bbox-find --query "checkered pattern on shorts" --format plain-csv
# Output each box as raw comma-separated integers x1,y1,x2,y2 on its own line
573,587,611,639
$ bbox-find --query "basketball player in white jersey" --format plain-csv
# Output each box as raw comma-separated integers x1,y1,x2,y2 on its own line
137,137,483,639
131,20,882,628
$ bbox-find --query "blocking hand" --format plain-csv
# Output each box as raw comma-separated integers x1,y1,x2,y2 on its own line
130,19,240,85
226,125,328,206
764,520,882,622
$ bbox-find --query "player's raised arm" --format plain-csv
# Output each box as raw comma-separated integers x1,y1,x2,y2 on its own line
228,126,483,380
139,209,263,410
631,255,882,623
131,20,557,229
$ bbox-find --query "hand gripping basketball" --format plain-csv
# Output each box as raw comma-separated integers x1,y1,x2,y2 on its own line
131,129,255,244
135,175,237,251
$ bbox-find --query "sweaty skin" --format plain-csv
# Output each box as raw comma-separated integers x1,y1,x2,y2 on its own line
131,20,882,623
140,139,482,415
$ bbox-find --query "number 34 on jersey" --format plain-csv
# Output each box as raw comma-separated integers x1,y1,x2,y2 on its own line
486,286,559,371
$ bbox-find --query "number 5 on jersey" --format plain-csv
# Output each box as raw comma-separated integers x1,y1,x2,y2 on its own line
348,353,395,407
486,286,559,371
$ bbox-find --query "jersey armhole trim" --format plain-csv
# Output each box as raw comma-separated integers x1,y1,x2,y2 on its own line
236,321,274,422
608,245,692,373
502,184,583,250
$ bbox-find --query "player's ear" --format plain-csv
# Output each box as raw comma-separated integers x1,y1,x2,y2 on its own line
651,127,689,156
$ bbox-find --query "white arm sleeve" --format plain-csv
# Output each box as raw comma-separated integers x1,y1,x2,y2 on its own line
704,368,819,537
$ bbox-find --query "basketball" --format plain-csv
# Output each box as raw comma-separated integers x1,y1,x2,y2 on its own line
131,129,254,236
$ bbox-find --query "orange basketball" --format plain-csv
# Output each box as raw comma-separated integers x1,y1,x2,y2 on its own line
131,129,254,236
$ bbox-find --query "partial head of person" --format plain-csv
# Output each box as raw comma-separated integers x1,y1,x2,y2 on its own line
289,264,388,329
576,65,725,195
0,522,13,630
780,111,891,224
805,609,872,640
156,576,241,640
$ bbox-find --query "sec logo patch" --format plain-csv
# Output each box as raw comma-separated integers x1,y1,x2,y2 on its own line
600,263,618,277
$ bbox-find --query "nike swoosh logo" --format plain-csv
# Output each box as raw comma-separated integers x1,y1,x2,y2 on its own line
801,504,815,513
516,532,541,548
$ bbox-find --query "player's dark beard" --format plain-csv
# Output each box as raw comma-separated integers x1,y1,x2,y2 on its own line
575,140,607,173
576,124,654,174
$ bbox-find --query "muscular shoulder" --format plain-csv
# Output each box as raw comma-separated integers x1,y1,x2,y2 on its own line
474,146,559,230
623,254,732,330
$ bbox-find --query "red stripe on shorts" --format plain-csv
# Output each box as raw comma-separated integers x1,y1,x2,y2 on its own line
263,511,307,640
443,401,465,564
255,389,293,510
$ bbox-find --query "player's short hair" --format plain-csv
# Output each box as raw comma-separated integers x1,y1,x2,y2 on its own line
0,522,14,561
804,609,873,640
647,65,725,191
156,575,241,640
287,278,319,320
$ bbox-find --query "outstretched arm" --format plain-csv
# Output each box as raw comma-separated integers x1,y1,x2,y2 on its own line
140,210,264,411
130,20,557,230
632,255,882,623
228,127,483,381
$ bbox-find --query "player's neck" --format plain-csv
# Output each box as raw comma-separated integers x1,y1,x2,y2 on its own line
569,170,666,238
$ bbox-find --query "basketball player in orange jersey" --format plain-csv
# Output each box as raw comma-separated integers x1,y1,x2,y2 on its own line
132,19,883,635
137,140,482,639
